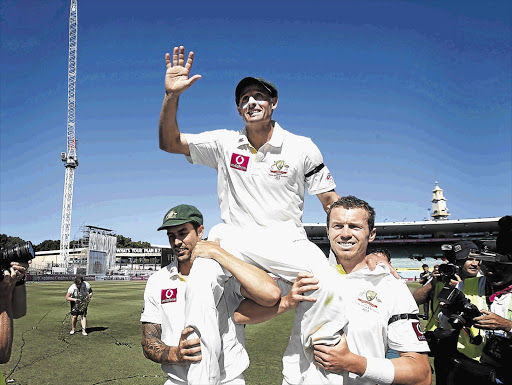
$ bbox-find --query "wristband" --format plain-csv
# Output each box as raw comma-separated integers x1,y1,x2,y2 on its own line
361,357,395,385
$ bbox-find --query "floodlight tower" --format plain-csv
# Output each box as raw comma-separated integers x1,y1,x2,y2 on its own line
60,0,79,269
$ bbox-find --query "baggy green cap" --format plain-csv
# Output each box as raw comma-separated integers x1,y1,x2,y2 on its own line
157,204,203,231
235,77,278,105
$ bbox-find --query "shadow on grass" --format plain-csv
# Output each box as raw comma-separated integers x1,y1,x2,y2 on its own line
85,326,108,334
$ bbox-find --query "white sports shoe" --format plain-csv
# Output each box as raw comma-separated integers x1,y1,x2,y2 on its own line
82,331,88,336
70,330,75,335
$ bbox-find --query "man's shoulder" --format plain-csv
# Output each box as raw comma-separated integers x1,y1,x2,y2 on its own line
147,267,169,280
279,125,314,144
358,267,409,289
190,128,240,139
348,266,403,288
146,265,178,284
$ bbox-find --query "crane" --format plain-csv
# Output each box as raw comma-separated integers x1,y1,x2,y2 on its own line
59,0,79,270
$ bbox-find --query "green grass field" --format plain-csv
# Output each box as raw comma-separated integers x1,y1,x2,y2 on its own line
1,281,430,385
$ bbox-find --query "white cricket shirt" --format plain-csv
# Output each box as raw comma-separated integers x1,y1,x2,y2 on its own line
282,265,430,384
140,261,248,383
184,122,336,231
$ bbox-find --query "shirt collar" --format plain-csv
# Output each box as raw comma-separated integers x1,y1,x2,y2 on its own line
166,260,179,277
238,121,285,149
267,122,285,148
167,260,188,281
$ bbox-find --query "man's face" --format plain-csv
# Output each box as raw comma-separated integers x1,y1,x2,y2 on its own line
327,206,376,265
423,266,429,273
166,222,204,263
237,84,277,125
461,257,480,278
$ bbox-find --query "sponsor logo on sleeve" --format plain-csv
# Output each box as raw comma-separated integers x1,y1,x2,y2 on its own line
161,288,177,304
412,321,427,341
230,153,250,172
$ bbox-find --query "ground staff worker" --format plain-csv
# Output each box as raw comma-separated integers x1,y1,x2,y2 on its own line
66,276,93,336
141,204,280,385
157,46,391,385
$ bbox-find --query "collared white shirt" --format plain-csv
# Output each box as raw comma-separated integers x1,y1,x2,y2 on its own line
185,122,335,231
281,265,429,384
140,262,248,383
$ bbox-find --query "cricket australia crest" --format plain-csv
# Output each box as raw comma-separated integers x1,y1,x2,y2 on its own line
269,160,289,180
357,289,381,312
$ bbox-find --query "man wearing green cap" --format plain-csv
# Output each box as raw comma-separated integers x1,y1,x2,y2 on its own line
158,46,389,384
141,204,280,385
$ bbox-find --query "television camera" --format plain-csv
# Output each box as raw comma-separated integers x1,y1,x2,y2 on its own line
437,244,464,282
437,286,481,330
434,243,482,333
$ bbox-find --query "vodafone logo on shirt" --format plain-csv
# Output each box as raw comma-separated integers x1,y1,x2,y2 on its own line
161,288,177,304
230,153,249,172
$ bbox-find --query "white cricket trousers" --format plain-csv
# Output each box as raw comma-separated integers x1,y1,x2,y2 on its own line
165,373,245,385
185,224,346,385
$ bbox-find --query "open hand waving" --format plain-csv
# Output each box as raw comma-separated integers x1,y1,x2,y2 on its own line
165,46,202,97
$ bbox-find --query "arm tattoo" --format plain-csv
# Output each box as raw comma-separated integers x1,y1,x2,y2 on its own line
141,323,172,363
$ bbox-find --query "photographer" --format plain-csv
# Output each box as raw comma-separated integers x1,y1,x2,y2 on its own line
413,241,482,332
0,241,33,366
465,215,512,385
413,241,486,384
467,251,512,385
425,216,512,385
0,261,28,364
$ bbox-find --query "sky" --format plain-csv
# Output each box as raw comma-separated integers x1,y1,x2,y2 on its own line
1,0,511,247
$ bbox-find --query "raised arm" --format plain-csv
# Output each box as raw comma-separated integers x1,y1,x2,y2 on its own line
412,279,436,305
0,265,24,363
234,272,319,325
159,45,202,155
141,324,201,364
192,240,281,307
10,262,28,319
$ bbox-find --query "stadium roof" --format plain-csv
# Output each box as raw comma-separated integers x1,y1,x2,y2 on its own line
304,217,501,238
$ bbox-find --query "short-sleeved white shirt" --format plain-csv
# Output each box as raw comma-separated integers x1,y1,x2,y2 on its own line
140,262,248,383
282,265,430,384
489,292,512,338
67,281,91,298
184,122,335,230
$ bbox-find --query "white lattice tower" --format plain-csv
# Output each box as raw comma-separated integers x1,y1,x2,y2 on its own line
60,0,79,269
